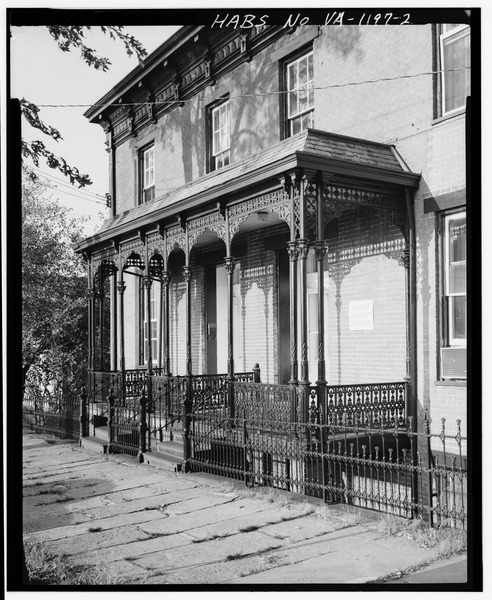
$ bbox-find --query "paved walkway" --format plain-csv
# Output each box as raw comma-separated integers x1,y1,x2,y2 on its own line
22,433,467,587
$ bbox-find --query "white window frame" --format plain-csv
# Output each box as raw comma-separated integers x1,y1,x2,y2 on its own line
286,51,314,136
142,280,159,365
440,24,470,116
444,211,466,346
211,101,230,170
142,146,155,203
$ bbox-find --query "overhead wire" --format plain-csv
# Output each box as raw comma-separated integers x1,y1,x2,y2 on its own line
27,164,106,200
34,67,470,109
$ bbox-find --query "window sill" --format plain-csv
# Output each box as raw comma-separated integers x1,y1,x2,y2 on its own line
434,380,467,387
431,108,466,126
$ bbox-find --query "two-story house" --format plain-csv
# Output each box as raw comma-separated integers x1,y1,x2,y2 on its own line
76,17,470,524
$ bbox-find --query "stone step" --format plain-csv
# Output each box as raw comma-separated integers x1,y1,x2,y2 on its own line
142,450,184,473
155,440,184,459
94,426,109,442
80,436,107,454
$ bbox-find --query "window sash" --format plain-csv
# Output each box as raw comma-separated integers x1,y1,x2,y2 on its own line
444,211,466,345
440,24,470,115
286,52,314,134
212,102,230,159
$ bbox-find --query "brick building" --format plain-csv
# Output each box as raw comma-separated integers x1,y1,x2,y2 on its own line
76,18,470,518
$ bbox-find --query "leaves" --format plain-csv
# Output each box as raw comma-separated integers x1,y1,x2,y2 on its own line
22,169,88,392
47,25,147,71
21,25,148,191
21,139,92,188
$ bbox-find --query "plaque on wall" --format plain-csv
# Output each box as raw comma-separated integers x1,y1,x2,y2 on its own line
349,300,374,331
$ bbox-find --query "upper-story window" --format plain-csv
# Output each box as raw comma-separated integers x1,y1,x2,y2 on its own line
286,51,314,136
141,145,155,203
440,24,470,116
211,100,230,170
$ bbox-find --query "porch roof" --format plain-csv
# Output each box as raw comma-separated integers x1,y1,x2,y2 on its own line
76,128,420,253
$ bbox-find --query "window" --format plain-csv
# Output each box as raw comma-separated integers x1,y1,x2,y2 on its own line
440,24,470,116
211,101,230,170
141,280,159,364
444,212,466,345
285,51,314,136
141,146,155,203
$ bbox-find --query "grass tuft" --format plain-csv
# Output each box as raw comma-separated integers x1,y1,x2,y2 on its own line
24,540,117,585
377,515,467,558
225,552,242,561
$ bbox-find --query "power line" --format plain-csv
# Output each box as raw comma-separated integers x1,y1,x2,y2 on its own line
34,67,470,109
27,165,106,200
25,166,108,205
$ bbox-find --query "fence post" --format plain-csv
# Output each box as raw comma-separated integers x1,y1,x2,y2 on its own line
252,363,261,383
138,386,147,463
79,387,88,442
425,411,434,527
107,388,114,454
182,376,192,469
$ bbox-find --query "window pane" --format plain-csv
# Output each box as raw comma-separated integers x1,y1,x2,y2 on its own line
291,116,301,135
299,56,307,86
449,217,466,261
443,28,470,113
449,263,466,295
450,296,467,339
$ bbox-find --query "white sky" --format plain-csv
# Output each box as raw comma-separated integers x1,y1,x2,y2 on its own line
10,25,180,234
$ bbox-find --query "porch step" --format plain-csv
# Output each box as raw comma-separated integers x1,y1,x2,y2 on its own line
143,450,183,473
94,426,109,442
154,440,184,459
80,436,108,454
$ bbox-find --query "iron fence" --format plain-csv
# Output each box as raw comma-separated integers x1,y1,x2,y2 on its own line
188,381,467,530
22,387,81,440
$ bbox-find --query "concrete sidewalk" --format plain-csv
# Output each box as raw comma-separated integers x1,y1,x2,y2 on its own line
22,432,467,587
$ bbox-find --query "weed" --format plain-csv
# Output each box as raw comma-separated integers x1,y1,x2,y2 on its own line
377,515,467,558
239,524,260,533
24,540,118,585
88,527,103,533
225,552,242,561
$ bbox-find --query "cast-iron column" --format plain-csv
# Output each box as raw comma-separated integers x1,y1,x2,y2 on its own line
225,256,236,419
162,271,171,376
287,242,299,385
183,265,193,466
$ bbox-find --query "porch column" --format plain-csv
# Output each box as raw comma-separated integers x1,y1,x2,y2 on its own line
111,273,118,371
315,173,328,410
183,264,193,466
225,257,235,378
97,282,105,371
142,275,154,375
87,282,96,372
162,271,171,376
183,266,193,376
287,242,299,385
298,238,310,392
315,240,327,389
116,275,126,381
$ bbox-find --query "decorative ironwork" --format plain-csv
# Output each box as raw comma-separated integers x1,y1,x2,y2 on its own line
149,254,164,278
167,224,187,258
188,211,227,248
228,189,290,239
325,382,406,428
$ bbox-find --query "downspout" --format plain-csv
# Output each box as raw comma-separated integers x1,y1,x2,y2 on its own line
405,188,417,423
405,187,419,519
